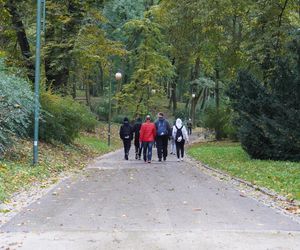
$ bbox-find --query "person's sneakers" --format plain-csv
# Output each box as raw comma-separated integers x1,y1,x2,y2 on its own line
135,154,138,160
163,157,166,161
158,158,162,162
181,157,184,161
177,158,180,162
138,156,141,160
148,161,151,164
125,155,129,160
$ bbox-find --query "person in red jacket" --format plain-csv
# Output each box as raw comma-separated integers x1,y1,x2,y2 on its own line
139,115,156,163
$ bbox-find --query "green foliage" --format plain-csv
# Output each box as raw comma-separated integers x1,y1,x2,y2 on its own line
173,108,189,122
202,105,238,140
115,14,175,116
39,92,97,144
112,114,130,124
188,142,300,201
228,42,300,161
90,98,109,121
0,60,34,152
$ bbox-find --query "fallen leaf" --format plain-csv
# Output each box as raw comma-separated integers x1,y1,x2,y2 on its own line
193,208,201,211
285,206,300,214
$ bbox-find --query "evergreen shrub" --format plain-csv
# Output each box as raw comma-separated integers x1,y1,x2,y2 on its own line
228,53,300,161
0,61,34,152
40,92,97,144
202,105,238,140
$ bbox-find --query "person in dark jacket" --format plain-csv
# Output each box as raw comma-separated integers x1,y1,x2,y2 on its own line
132,117,143,160
155,112,172,162
119,117,133,160
187,118,193,135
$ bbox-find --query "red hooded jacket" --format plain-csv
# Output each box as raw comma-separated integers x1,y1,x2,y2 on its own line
139,121,156,142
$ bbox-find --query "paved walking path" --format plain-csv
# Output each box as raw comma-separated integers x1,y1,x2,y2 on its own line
0,137,300,249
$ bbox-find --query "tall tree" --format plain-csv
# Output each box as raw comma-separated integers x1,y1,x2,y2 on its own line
115,12,174,116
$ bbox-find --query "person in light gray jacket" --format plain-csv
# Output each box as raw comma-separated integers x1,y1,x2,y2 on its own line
172,118,189,161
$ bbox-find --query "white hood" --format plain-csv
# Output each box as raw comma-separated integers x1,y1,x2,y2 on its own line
176,118,182,128
173,118,189,142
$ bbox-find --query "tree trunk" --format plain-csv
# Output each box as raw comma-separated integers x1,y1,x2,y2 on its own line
72,80,76,99
45,53,69,94
215,67,221,141
194,56,201,80
85,84,91,107
171,82,177,114
6,0,35,82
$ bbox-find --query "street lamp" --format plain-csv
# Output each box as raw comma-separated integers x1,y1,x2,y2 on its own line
108,71,122,146
115,72,122,81
151,89,156,94
191,93,196,128
33,0,44,165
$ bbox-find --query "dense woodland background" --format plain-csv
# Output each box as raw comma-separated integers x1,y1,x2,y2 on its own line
0,0,300,161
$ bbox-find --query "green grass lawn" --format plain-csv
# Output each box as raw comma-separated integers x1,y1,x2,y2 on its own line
188,142,300,201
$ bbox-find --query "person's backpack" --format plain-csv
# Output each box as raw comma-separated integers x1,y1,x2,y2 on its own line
122,125,131,140
157,120,168,136
175,125,183,142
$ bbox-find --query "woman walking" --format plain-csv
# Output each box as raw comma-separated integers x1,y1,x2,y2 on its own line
139,115,156,163
172,118,189,161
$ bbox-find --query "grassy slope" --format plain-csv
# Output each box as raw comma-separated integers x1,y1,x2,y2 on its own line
0,123,122,202
188,142,300,201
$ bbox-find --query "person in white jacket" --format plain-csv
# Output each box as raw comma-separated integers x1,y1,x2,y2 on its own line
172,118,189,161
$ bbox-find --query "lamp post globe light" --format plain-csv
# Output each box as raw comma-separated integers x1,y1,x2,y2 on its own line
115,72,122,81
151,89,156,94
192,93,196,98
108,71,122,146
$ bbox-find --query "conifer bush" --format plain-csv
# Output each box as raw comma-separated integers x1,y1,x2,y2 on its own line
228,46,300,161
0,61,34,152
202,105,238,140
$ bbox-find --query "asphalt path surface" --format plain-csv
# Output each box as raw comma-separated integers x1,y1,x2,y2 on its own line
1,141,300,249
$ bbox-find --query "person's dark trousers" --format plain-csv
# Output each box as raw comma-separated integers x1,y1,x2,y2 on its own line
134,139,142,159
188,127,192,135
123,139,131,160
175,140,185,159
142,141,153,162
156,135,169,160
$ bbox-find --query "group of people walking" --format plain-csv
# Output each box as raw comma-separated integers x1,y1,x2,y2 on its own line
119,112,191,163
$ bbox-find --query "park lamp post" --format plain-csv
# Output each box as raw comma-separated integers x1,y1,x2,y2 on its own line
191,93,196,127
108,71,122,146
33,0,45,165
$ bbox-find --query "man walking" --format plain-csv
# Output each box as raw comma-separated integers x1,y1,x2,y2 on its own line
155,112,171,161
139,115,156,163
119,117,133,160
187,118,193,135
132,117,142,160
